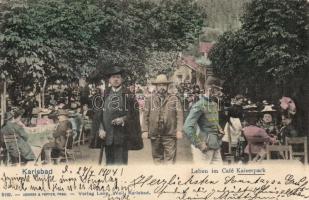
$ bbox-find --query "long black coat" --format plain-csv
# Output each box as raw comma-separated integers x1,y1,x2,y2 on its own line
89,87,143,150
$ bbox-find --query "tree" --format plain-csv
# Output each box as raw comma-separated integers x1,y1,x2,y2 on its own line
94,0,205,83
209,0,308,100
0,0,206,87
0,0,103,88
144,51,179,79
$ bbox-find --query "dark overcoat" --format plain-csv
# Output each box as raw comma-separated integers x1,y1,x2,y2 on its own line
89,87,143,150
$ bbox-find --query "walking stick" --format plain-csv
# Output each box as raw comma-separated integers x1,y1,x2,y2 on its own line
31,145,42,166
98,143,104,165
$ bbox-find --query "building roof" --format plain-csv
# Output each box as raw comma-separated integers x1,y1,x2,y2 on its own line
179,56,205,75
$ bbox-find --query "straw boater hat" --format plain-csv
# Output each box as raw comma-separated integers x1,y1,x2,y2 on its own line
261,105,276,114
243,102,258,111
151,74,172,85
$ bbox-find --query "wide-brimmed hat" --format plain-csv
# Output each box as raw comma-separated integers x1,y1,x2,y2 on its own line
261,105,276,113
243,101,258,110
106,66,124,77
151,74,172,85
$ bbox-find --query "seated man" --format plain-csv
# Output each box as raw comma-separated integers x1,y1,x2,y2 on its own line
0,109,36,164
68,110,78,140
41,110,73,164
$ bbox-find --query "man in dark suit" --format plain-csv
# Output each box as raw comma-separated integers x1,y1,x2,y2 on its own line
41,110,73,164
91,65,143,165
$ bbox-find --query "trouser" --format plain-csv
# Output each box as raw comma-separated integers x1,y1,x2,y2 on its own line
202,149,222,164
151,137,177,164
10,156,29,165
105,143,128,165
41,142,64,163
191,145,222,164
221,141,237,161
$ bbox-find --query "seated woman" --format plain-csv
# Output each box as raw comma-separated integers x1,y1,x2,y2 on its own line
0,109,36,164
278,112,298,145
41,110,73,164
243,112,276,162
258,105,278,138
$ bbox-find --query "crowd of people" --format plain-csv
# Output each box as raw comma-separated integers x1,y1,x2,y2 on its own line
0,64,305,165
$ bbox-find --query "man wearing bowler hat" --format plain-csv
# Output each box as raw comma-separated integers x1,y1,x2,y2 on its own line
92,65,143,165
142,74,184,164
184,76,225,164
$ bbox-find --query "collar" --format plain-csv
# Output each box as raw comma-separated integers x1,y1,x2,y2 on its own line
112,86,122,92
203,95,213,102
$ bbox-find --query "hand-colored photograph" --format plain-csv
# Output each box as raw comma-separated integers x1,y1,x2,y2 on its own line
0,0,308,199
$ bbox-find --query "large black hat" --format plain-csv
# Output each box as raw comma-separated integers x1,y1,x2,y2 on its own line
106,66,124,77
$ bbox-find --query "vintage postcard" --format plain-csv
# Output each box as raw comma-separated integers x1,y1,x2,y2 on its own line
0,0,308,199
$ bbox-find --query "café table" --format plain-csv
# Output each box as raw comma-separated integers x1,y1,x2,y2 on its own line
25,124,56,163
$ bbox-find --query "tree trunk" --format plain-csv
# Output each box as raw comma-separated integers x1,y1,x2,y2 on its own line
1,81,7,126
42,78,47,109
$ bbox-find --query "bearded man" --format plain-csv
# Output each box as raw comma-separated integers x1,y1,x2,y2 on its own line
142,74,183,164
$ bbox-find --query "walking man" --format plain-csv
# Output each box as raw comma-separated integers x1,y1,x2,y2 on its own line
92,65,142,165
183,76,224,164
142,74,183,164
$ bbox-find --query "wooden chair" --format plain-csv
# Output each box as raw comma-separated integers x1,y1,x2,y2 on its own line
2,133,21,165
223,141,237,164
0,146,5,165
81,118,92,144
285,136,308,164
266,144,293,160
63,133,76,162
72,125,84,157
51,133,76,164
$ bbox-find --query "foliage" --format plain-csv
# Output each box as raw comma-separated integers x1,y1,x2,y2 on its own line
144,51,179,79
209,0,308,98
0,0,102,87
0,0,206,87
95,0,205,83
